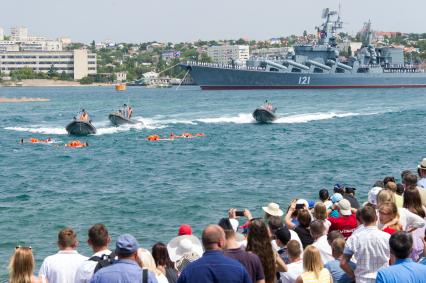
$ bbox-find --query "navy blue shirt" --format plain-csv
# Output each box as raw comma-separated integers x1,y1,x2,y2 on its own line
177,250,252,283
90,259,158,283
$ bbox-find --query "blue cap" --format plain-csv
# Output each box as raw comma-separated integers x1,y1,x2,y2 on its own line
116,234,139,255
308,200,315,209
331,193,343,204
333,183,345,192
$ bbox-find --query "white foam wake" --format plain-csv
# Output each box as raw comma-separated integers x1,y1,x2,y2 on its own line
5,126,68,135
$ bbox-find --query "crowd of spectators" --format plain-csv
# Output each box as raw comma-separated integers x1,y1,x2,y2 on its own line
8,158,426,283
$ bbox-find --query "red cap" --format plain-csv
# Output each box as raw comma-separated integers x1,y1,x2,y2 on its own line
178,224,192,236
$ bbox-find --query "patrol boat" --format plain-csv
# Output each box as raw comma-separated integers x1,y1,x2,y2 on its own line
181,8,426,90
252,103,278,123
65,119,96,135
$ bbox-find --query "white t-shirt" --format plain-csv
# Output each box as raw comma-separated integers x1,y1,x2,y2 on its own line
74,249,112,283
280,259,303,283
39,250,88,283
312,235,334,264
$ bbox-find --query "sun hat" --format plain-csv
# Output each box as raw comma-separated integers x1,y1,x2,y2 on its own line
178,224,192,236
296,199,309,209
262,202,283,217
330,193,343,204
167,235,203,262
116,234,140,255
175,252,200,273
368,187,383,205
338,199,352,216
418,158,426,169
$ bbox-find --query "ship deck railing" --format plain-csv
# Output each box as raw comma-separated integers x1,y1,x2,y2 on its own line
187,61,268,72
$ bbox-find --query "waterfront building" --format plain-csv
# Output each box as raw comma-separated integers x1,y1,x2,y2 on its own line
207,45,250,65
0,49,96,80
0,27,3,40
250,47,293,60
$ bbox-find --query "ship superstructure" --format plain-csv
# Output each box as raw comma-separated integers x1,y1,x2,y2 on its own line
181,8,426,90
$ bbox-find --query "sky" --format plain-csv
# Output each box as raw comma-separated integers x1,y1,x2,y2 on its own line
1,0,425,43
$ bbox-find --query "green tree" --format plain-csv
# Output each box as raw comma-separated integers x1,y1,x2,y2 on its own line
91,40,96,52
348,46,352,57
79,76,94,84
47,65,58,78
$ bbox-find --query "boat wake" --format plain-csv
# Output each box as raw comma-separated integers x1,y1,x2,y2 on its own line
4,111,382,135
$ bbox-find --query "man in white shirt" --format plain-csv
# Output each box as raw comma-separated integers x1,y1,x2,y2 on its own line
39,227,88,283
75,224,112,283
341,206,390,283
310,220,334,264
280,240,303,283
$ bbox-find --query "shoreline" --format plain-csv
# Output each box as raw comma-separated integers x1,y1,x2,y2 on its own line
0,79,113,87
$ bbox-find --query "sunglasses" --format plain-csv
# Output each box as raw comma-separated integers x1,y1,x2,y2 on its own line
16,245,32,250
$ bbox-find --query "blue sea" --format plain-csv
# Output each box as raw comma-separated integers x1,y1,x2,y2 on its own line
1,86,425,277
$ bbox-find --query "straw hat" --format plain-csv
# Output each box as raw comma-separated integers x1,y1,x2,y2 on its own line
167,235,203,262
262,202,284,217
418,158,426,170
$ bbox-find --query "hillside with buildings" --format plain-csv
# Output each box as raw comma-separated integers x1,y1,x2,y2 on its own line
0,25,426,86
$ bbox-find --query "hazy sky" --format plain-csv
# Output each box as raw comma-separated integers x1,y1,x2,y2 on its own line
1,0,425,43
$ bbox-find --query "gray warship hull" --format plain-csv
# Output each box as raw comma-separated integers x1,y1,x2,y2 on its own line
183,64,426,90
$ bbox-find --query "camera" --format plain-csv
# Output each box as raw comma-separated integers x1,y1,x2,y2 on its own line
295,203,305,210
235,210,245,217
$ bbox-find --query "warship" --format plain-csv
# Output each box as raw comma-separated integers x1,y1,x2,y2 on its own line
181,9,426,90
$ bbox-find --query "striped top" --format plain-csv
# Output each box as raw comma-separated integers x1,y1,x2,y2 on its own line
300,268,332,283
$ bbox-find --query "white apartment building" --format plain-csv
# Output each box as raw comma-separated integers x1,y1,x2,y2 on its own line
10,27,28,41
207,45,250,65
0,49,96,80
0,27,4,40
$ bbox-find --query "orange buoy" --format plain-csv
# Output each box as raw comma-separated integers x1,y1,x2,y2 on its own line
30,138,40,143
147,135,160,141
195,133,205,137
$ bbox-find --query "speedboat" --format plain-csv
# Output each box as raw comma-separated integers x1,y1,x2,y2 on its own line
252,105,278,123
65,119,96,135
108,112,135,126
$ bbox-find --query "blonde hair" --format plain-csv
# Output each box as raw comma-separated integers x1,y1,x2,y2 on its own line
313,202,327,221
303,245,323,278
137,248,163,276
378,201,401,231
8,247,34,283
377,189,395,207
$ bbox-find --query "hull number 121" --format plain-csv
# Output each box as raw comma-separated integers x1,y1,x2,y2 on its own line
298,76,311,85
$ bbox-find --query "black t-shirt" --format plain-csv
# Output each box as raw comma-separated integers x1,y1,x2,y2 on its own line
294,226,314,249
344,194,360,209
224,247,265,282
165,267,178,283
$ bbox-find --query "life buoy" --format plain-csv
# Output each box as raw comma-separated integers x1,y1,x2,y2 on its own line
147,135,160,141
195,133,205,137
30,138,40,143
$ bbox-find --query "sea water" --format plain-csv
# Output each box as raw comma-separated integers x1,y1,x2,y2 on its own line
1,86,426,277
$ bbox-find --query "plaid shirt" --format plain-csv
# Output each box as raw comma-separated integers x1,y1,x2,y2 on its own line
343,226,390,283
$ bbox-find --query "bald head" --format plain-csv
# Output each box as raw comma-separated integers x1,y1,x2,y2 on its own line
202,224,225,251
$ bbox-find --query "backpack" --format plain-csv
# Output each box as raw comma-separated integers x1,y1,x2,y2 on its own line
90,251,116,273
90,251,148,283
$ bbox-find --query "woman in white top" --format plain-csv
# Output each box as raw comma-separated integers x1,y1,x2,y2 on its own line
137,248,169,283
9,246,47,283
403,187,426,260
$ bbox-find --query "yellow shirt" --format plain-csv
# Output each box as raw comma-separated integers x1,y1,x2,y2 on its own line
301,268,332,283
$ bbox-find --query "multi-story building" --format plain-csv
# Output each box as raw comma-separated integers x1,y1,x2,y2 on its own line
251,47,293,59
207,45,250,65
0,27,4,41
0,49,96,80
10,27,28,41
